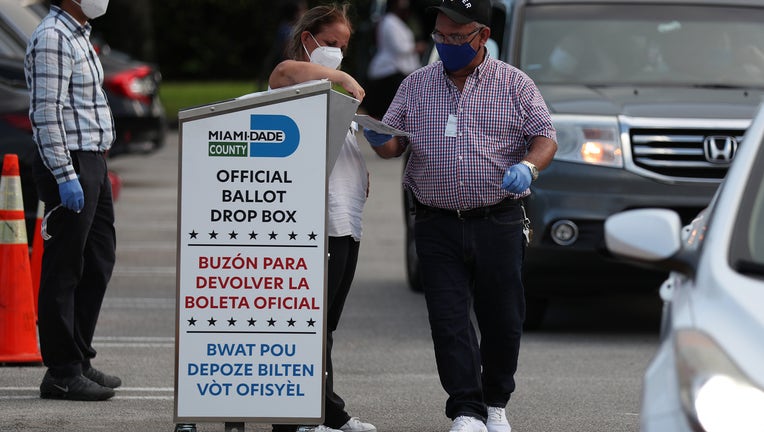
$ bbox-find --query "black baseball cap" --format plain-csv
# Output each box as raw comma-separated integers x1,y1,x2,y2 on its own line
430,0,492,27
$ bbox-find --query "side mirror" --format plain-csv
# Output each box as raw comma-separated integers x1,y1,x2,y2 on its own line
605,208,682,262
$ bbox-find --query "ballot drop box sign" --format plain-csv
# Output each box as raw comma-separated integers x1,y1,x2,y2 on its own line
174,81,357,424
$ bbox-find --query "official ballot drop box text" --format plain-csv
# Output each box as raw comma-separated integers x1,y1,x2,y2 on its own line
174,80,358,425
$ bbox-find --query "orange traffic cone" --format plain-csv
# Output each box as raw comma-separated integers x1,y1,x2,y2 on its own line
108,170,122,201
0,154,42,364
29,200,44,319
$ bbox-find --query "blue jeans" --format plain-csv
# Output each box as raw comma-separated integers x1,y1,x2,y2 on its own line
415,202,526,422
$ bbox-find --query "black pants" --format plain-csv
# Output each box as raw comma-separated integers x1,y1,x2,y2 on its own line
272,235,359,431
363,72,406,119
32,151,116,378
415,204,526,422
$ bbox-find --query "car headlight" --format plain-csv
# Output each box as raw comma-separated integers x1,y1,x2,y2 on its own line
551,115,623,167
674,329,764,432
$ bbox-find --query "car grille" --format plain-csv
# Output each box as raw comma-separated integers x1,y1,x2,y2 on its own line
630,128,745,180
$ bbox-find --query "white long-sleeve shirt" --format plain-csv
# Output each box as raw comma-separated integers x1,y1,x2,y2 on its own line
327,125,368,241
368,13,421,79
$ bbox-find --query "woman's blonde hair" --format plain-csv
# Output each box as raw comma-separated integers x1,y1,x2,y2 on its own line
285,3,353,61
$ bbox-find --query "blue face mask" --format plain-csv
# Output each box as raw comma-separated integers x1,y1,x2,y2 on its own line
436,41,479,72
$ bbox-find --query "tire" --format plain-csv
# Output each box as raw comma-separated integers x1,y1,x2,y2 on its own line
403,186,423,292
405,217,422,292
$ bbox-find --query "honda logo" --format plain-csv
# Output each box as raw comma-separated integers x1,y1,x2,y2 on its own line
703,136,738,164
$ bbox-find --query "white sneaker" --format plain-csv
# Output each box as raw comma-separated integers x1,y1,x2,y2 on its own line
486,407,512,432
296,426,342,432
340,417,377,432
450,416,488,432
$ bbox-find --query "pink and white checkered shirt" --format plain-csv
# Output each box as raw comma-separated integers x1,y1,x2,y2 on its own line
383,56,556,210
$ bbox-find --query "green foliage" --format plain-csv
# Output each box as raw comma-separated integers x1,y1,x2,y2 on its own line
93,0,375,81
159,81,265,124
151,0,265,80
90,0,437,81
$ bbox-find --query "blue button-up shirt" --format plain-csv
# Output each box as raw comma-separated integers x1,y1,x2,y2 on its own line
25,6,115,183
384,55,556,210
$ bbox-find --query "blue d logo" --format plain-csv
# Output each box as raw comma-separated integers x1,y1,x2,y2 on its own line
249,115,300,157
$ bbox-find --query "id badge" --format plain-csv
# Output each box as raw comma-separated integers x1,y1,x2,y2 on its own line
445,114,458,137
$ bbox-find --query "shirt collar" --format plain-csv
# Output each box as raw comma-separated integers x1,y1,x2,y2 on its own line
51,5,92,36
472,47,491,78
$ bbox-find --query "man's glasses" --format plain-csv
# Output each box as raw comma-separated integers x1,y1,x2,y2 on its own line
431,27,483,45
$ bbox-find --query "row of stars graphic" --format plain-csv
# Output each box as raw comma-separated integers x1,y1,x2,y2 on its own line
188,230,319,241
187,316,317,328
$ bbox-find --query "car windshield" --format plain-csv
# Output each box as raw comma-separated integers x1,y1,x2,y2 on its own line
730,132,764,276
0,0,44,57
0,22,24,57
519,4,764,88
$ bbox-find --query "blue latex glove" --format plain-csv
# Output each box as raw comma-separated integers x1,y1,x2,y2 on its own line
59,178,84,213
501,163,532,193
363,128,393,147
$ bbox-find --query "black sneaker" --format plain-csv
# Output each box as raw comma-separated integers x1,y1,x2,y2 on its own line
83,367,122,389
40,371,115,401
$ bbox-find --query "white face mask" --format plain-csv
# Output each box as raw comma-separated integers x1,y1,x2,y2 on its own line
73,0,109,19
303,33,343,70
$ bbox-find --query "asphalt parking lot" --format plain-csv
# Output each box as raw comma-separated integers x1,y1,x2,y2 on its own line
0,129,661,432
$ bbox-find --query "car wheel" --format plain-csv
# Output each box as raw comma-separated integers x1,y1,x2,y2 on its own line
405,218,423,292
403,187,423,293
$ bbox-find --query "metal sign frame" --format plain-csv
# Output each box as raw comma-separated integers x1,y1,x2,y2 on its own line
174,80,358,426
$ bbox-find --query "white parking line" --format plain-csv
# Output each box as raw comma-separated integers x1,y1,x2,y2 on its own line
0,387,175,400
113,395,174,400
0,387,174,392
101,297,175,309
0,396,175,400
94,336,174,342
96,343,175,348
117,242,177,251
111,266,176,276
91,335,175,348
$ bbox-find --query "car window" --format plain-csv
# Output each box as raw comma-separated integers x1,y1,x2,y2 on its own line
730,134,764,276
519,4,764,87
749,177,764,262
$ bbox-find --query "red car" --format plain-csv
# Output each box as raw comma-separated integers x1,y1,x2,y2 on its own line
0,0,161,242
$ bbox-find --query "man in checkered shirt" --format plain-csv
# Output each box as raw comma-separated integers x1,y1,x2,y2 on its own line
364,1,557,431
25,0,120,402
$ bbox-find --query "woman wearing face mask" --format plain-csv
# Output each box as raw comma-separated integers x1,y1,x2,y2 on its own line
268,4,375,432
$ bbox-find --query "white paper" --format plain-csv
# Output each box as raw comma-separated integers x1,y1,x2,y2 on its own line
445,114,458,137
353,114,410,137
